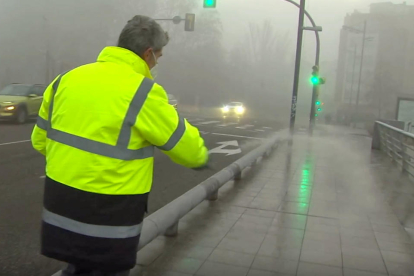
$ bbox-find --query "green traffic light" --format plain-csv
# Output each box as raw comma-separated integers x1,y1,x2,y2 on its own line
317,108,322,111
315,114,318,117
316,101,321,105
204,0,216,7
311,76,320,85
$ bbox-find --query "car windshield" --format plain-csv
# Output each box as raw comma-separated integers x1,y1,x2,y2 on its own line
0,85,31,96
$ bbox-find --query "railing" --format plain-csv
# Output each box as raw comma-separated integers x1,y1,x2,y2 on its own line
52,132,282,276
373,121,414,177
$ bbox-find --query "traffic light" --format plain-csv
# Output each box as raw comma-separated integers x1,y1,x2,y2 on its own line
311,65,320,85
203,0,217,8
310,65,326,86
317,107,322,112
311,76,320,85
316,101,321,106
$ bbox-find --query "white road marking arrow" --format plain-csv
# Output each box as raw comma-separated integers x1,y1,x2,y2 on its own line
209,140,242,156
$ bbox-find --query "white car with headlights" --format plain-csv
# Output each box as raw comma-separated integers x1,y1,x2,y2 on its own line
221,102,246,118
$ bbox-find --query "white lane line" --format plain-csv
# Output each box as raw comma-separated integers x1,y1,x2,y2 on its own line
40,175,46,179
194,121,220,126
212,133,263,140
263,127,272,129
199,131,209,135
236,124,254,130
255,129,265,132
0,140,31,146
217,122,238,127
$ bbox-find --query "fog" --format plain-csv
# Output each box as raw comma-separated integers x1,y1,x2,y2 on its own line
0,0,413,127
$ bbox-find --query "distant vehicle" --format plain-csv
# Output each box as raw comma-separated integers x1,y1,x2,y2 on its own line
168,94,178,109
0,84,46,123
221,102,246,118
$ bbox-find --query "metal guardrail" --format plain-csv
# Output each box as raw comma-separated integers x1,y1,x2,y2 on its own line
373,121,414,177
52,132,281,276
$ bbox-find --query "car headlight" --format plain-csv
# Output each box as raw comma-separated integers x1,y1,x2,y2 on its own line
222,106,229,113
5,106,15,111
236,106,245,114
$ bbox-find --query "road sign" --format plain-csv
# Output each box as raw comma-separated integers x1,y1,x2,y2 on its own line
185,13,196,32
209,141,241,156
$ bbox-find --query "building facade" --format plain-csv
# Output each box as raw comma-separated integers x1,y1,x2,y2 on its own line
335,2,414,125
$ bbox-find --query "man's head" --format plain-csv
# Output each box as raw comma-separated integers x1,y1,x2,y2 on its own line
118,15,169,69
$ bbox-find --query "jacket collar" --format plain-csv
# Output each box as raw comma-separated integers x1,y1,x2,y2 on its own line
97,46,153,79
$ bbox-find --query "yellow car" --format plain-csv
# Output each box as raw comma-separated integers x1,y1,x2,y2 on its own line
0,84,46,124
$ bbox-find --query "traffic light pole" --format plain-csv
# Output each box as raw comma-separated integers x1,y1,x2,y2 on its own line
309,79,318,134
289,0,306,139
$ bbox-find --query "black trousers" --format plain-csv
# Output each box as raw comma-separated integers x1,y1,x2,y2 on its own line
61,264,130,276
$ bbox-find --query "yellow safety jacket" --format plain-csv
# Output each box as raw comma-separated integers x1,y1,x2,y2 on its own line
31,46,208,271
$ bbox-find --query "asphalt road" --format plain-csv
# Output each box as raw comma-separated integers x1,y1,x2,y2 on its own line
0,115,280,276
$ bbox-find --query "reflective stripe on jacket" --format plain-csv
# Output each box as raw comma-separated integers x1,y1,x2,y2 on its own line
31,46,208,270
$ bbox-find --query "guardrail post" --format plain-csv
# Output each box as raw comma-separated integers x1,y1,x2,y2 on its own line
208,189,218,201
164,221,179,237
234,171,242,180
372,122,381,150
250,159,257,168
401,136,408,174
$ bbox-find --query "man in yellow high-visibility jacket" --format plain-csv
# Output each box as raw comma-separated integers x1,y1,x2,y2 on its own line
31,15,208,276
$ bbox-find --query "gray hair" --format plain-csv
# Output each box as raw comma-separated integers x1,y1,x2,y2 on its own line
117,15,169,57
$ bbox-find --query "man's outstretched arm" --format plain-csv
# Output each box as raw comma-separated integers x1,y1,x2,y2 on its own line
136,83,208,168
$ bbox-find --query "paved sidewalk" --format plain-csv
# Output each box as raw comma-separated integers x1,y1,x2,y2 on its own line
132,126,414,276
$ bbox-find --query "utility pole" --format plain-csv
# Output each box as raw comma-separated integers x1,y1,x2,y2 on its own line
289,0,306,138
354,20,367,126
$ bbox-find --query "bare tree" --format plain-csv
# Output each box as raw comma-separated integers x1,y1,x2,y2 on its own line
228,20,293,118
